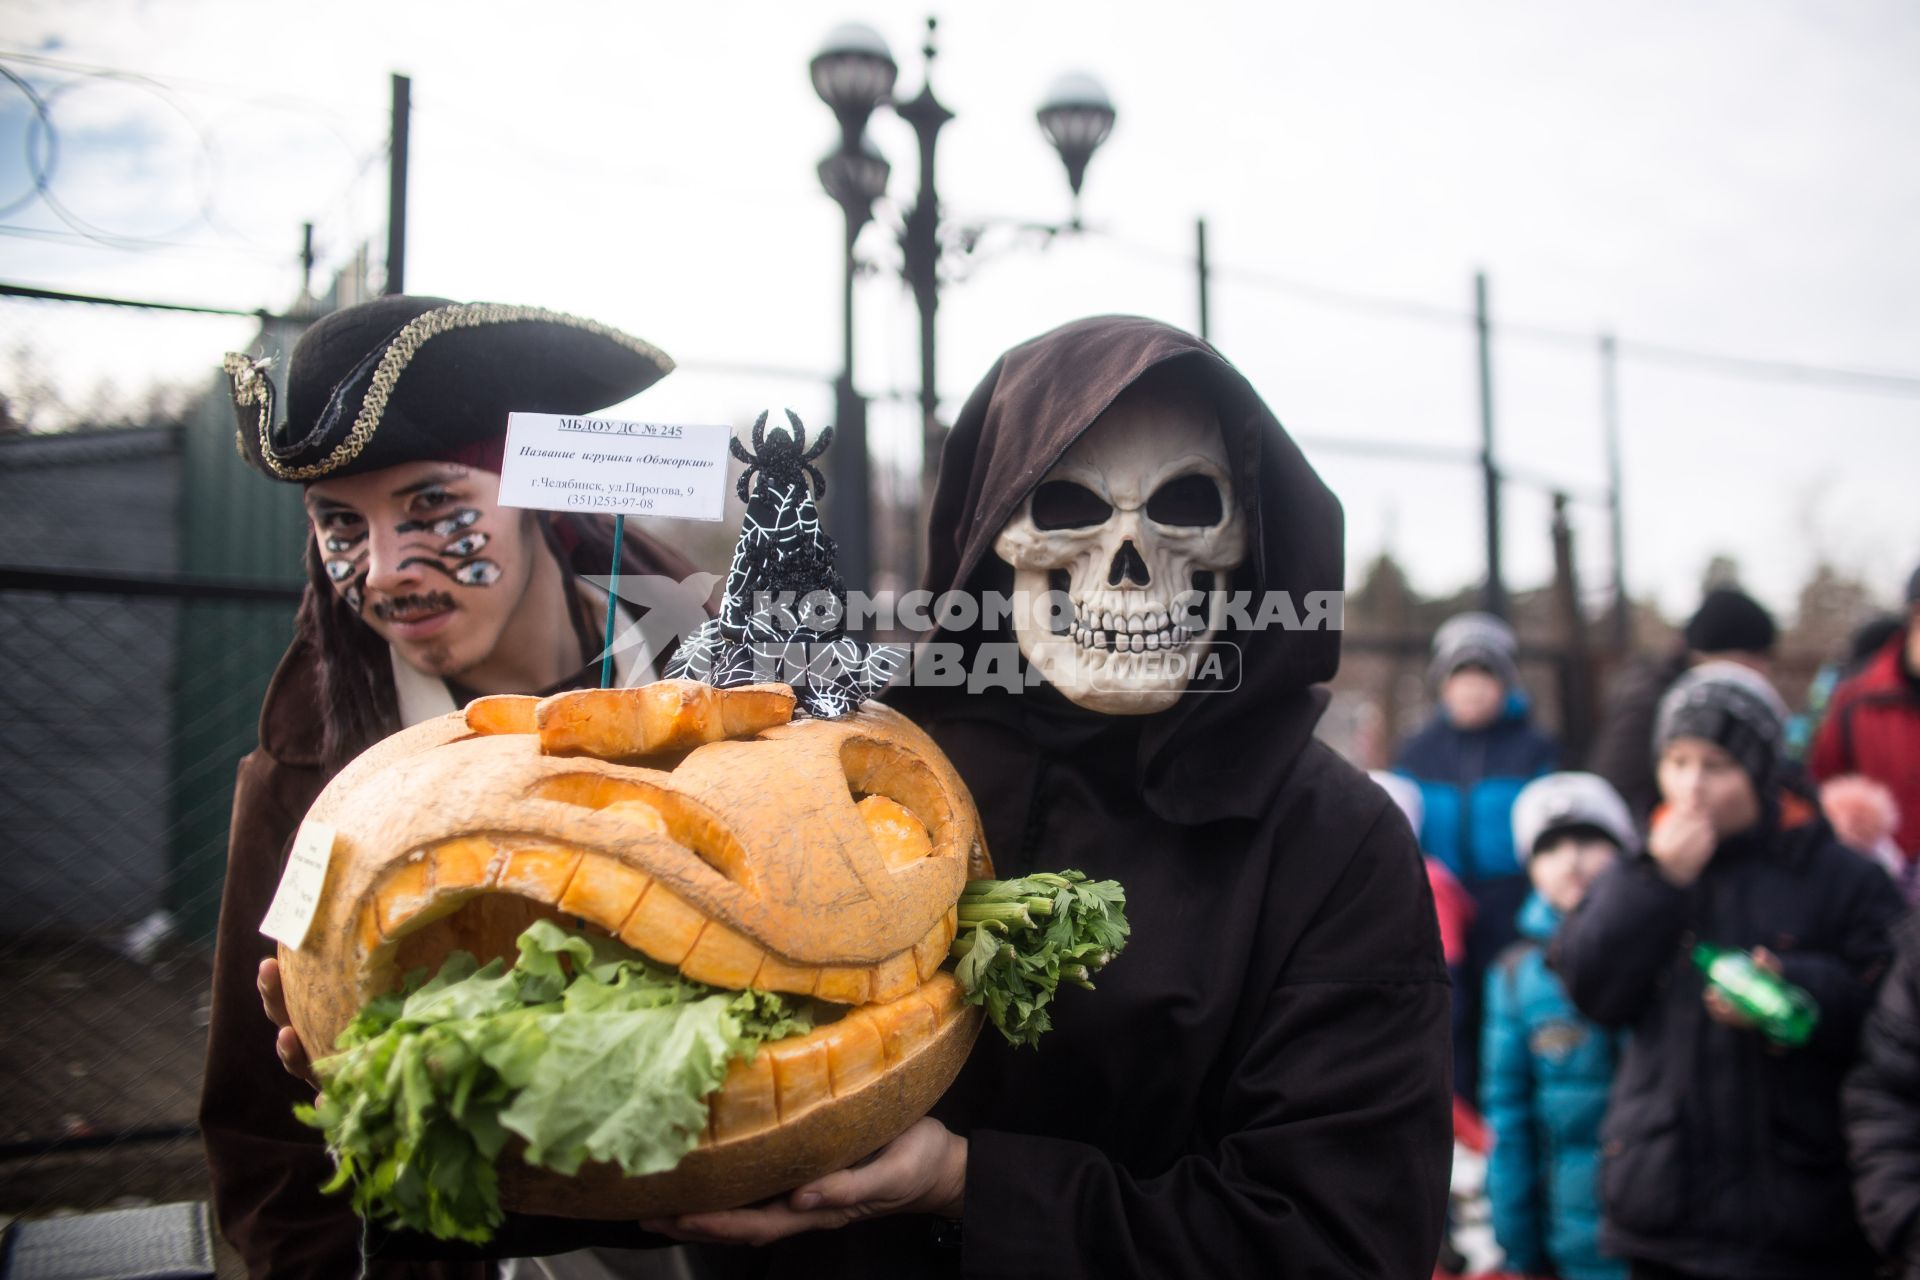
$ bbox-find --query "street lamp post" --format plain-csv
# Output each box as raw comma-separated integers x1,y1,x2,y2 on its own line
810,25,896,595
810,17,1115,588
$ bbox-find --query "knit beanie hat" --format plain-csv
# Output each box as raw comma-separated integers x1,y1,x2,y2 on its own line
1653,660,1789,785
1683,588,1777,656
1512,772,1635,859
1428,611,1520,690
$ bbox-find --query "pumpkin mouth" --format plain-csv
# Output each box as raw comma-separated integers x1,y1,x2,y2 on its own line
355,851,966,1147
359,838,958,1008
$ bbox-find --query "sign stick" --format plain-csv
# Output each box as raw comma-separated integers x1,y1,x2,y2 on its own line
601,514,624,688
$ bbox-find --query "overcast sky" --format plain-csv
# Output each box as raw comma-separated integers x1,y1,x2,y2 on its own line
3,0,1916,624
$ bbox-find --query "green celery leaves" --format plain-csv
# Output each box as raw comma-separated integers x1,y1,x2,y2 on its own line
951,871,1130,1048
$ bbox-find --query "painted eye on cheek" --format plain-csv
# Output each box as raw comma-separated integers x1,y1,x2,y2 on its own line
344,586,363,612
442,532,489,558
324,533,365,554
325,559,358,583
431,509,481,538
454,560,502,587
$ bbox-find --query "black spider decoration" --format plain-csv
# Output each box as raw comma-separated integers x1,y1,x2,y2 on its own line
732,408,833,502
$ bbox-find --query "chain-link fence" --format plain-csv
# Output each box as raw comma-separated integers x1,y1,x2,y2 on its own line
0,296,306,1276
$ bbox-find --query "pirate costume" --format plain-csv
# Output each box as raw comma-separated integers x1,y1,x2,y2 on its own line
201,298,703,1280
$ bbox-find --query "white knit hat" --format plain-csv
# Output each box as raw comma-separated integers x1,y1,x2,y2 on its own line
1512,772,1635,859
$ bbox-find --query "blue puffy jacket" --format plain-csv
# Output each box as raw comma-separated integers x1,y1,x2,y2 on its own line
1394,694,1560,889
1396,694,1558,1097
1482,892,1624,1280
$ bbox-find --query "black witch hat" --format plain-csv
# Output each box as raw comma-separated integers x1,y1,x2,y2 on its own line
664,409,902,718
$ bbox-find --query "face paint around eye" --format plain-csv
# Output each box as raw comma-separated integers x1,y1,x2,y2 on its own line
442,532,490,558
432,509,481,537
394,506,479,536
324,532,366,555
454,559,502,587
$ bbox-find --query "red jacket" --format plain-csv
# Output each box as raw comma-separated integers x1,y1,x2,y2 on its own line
1812,630,1920,858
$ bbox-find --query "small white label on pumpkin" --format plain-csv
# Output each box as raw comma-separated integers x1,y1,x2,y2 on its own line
259,819,337,950
497,413,730,520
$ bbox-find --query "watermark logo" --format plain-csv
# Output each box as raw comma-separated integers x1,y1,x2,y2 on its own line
578,579,1335,694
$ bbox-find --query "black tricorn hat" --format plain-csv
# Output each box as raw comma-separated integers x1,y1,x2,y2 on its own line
223,295,674,482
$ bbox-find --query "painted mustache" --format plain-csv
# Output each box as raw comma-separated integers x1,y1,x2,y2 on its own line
371,591,458,622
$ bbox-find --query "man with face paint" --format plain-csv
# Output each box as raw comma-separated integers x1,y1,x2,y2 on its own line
201,296,704,1279
650,317,1453,1277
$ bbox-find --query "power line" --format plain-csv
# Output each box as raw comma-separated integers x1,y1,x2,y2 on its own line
1099,230,1920,400
0,49,362,119
0,282,271,319
0,222,289,260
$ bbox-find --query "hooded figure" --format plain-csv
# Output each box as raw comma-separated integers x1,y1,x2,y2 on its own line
723,316,1451,1277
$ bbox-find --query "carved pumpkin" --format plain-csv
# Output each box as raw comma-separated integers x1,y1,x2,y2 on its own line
278,678,992,1217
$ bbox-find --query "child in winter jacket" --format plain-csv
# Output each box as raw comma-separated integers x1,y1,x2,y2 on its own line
1552,663,1905,1280
1396,611,1559,1100
1482,773,1632,1280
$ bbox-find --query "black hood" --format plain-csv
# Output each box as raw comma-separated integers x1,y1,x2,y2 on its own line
890,314,1345,823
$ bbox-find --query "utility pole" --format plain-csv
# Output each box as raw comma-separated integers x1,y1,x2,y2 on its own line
1475,271,1506,619
299,222,315,301
1551,492,1594,757
1196,217,1211,342
386,74,411,296
1599,332,1630,651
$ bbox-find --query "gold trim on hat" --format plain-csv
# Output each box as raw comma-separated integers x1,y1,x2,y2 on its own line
222,352,274,463
239,303,674,482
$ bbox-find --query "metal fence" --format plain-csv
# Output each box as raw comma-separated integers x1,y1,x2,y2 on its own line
0,298,306,1277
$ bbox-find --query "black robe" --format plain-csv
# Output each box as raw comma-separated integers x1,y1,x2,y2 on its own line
709,315,1454,1277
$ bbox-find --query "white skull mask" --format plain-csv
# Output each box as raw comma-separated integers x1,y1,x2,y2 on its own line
993,386,1249,714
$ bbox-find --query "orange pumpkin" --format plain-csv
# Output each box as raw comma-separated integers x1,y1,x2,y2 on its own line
278,678,991,1217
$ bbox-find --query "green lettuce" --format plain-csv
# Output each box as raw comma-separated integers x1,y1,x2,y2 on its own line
298,918,810,1243
302,869,1130,1244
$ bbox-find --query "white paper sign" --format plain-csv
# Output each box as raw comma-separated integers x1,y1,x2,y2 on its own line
259,819,337,950
497,413,730,520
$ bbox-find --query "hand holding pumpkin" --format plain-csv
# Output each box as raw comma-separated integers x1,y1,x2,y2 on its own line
257,958,319,1090
641,1116,965,1245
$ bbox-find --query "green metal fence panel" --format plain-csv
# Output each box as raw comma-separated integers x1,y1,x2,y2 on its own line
168,316,311,942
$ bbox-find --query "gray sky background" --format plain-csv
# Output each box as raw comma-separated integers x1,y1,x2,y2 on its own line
3,0,1916,624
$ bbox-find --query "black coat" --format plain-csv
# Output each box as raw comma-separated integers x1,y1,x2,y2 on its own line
1845,909,1920,1277
749,316,1454,1278
1550,803,1904,1279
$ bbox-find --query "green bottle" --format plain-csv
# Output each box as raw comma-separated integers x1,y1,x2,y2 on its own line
1692,943,1819,1048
